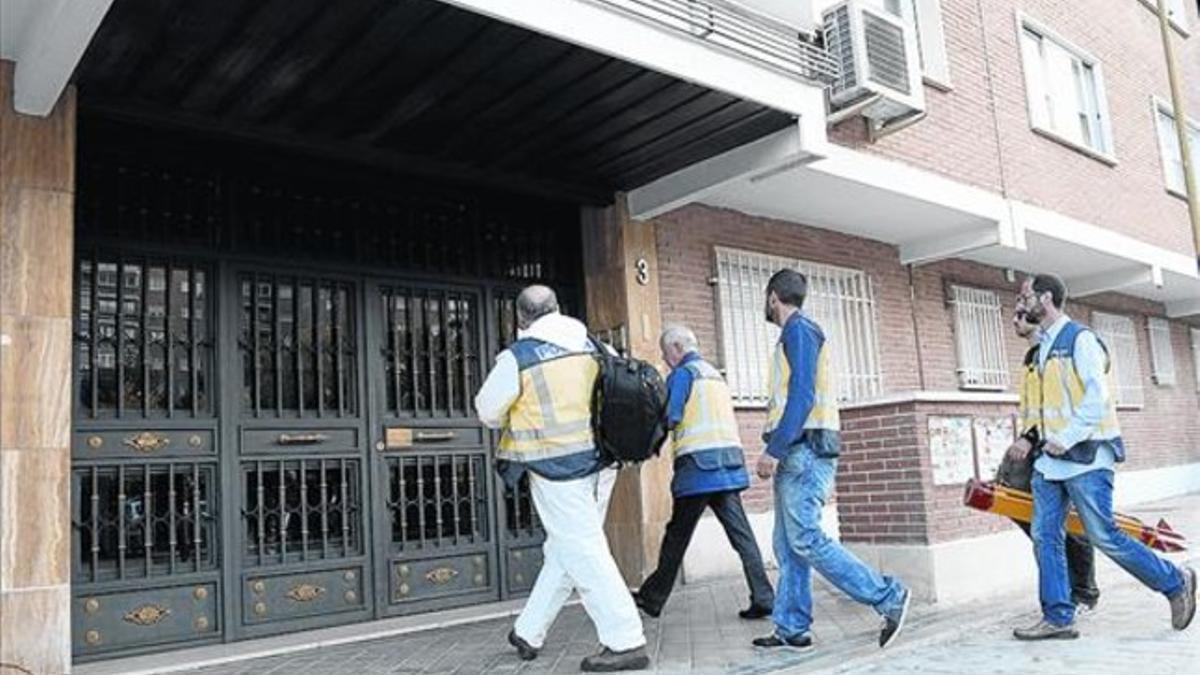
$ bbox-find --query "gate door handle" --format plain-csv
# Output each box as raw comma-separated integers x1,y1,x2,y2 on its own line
277,433,329,445
415,431,456,443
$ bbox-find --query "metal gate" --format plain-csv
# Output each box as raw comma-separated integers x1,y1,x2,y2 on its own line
70,123,581,660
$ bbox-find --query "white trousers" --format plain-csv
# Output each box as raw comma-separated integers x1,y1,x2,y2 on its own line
513,468,646,651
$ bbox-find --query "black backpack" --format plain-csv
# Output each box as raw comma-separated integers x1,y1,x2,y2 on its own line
588,336,668,465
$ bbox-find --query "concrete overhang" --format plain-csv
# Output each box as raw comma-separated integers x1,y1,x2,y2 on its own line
628,127,1200,316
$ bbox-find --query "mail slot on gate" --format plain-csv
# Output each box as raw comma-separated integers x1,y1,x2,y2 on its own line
379,427,483,450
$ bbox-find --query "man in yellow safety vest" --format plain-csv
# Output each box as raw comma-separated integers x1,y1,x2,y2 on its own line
632,325,774,620
475,285,648,672
1010,273,1195,640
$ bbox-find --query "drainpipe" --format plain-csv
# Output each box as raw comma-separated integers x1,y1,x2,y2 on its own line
1156,0,1200,267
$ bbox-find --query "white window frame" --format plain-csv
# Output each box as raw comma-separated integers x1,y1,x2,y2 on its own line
1016,14,1117,164
1191,327,1200,392
713,246,883,406
948,285,1009,390
878,0,952,87
1147,317,1177,386
1152,97,1200,198
1092,311,1146,409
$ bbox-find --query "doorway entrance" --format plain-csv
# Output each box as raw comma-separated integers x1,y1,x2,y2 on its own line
69,119,582,659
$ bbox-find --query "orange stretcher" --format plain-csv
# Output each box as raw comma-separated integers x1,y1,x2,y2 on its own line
962,478,1187,553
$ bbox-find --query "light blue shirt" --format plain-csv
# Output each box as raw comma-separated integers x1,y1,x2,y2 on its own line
1034,315,1115,481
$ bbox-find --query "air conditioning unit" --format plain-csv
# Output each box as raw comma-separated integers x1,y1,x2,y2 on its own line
822,0,924,128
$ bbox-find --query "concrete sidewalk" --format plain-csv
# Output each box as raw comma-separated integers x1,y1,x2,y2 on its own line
92,493,1199,675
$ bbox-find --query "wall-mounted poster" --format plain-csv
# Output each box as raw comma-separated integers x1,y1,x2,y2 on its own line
928,416,974,486
974,416,1015,480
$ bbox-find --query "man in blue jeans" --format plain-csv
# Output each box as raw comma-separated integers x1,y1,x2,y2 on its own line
1011,273,1196,640
752,269,911,652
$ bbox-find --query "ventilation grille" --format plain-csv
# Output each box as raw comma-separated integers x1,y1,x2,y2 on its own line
824,4,858,96
863,11,910,94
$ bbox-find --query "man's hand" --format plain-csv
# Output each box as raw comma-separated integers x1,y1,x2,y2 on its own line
1006,437,1032,460
1043,440,1068,457
756,453,777,480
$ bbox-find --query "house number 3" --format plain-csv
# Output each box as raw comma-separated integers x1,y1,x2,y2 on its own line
634,258,650,286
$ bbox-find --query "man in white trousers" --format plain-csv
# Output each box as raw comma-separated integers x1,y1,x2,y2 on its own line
475,285,648,672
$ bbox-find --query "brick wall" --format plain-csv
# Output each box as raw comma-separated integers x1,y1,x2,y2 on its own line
831,0,1198,257
838,404,927,544
654,204,1200,522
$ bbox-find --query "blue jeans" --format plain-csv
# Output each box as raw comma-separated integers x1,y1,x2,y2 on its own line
772,444,907,639
1032,469,1184,626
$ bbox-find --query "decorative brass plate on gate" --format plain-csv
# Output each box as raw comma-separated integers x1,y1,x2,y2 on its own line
385,428,413,449
285,584,325,602
124,604,171,626
425,567,459,585
123,432,170,453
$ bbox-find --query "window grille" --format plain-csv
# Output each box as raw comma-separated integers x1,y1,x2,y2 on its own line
1092,312,1145,407
1191,328,1200,392
713,247,882,405
1147,317,1176,386
949,285,1009,389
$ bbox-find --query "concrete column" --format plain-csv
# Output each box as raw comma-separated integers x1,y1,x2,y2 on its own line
0,60,76,675
581,196,671,584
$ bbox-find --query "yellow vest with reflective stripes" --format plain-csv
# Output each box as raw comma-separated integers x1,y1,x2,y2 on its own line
764,320,839,435
1018,345,1041,436
496,339,598,463
671,359,742,459
1036,322,1121,443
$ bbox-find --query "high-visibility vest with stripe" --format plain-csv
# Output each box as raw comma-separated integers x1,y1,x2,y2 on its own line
764,317,840,437
1034,321,1125,463
1018,345,1041,436
496,338,599,476
671,359,742,459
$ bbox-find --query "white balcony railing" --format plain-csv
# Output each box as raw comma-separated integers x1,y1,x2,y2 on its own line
588,0,840,85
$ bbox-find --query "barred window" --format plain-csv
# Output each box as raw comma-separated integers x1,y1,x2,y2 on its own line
1192,328,1200,392
1092,312,1145,408
949,285,1009,390
1147,317,1176,386
713,247,882,406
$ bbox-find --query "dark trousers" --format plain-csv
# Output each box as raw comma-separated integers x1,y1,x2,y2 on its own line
997,453,1100,607
638,490,775,612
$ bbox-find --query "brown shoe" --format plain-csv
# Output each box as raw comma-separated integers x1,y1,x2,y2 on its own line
1012,619,1078,641
1169,565,1196,631
580,646,650,672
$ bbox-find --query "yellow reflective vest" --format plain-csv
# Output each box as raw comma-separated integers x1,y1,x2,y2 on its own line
1021,321,1124,463
671,359,742,459
764,317,840,437
496,338,600,477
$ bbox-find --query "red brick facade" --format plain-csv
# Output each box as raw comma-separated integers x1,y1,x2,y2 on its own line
831,0,1200,256
653,205,1200,529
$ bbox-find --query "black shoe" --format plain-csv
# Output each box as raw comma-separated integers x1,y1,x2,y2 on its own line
508,630,538,661
752,634,814,651
738,604,773,620
580,646,650,672
879,589,912,649
632,591,661,619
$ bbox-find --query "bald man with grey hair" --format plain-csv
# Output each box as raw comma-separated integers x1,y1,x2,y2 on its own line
476,285,648,671
632,324,774,620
